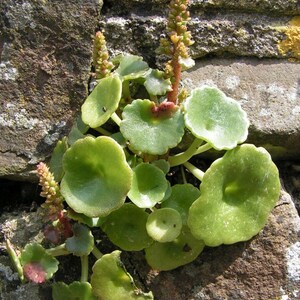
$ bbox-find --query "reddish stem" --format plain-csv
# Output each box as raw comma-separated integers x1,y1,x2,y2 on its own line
167,50,182,104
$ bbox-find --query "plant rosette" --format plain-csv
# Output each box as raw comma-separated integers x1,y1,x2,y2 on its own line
6,1,283,298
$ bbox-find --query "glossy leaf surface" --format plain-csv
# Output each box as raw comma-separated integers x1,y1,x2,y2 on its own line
91,250,154,300
61,136,132,217
128,163,169,208
184,86,249,150
120,99,185,155
81,76,122,128
102,204,153,251
188,144,281,247
145,226,205,271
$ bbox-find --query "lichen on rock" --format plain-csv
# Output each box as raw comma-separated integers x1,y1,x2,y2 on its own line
277,16,300,60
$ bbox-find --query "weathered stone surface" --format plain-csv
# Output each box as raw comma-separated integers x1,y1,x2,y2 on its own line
0,0,101,180
102,0,300,15
191,0,300,15
100,1,299,61
1,188,299,299
182,58,300,159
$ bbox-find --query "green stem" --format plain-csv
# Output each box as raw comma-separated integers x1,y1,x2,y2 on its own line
184,162,204,181
46,244,69,257
194,143,213,155
168,138,204,167
180,165,187,184
92,246,103,260
94,126,111,136
111,112,122,126
80,255,89,282
5,240,24,282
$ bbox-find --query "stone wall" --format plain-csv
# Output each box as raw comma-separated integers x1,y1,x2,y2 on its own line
0,1,300,299
0,0,101,180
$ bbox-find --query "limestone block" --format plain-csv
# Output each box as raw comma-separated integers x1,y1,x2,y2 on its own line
182,58,300,159
0,0,101,180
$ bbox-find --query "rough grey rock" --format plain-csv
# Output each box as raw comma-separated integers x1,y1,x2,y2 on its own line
0,0,101,180
100,1,298,62
101,0,300,15
182,58,300,159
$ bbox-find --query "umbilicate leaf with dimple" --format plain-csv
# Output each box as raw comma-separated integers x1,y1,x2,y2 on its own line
81,76,122,128
120,99,185,155
184,86,249,150
188,144,281,247
128,163,169,208
60,136,132,217
91,250,154,300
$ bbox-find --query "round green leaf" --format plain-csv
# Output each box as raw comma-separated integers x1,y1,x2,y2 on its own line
144,69,172,95
184,86,249,150
20,243,59,283
146,208,182,243
53,282,97,300
81,76,122,128
65,224,94,256
91,250,154,300
161,184,200,225
120,99,185,155
102,204,153,251
61,136,132,217
128,163,169,208
145,226,205,271
188,144,281,247
115,55,149,80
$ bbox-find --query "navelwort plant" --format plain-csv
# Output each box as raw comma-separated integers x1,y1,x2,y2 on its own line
6,1,281,299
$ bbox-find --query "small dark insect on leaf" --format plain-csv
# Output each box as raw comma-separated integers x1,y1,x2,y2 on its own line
183,244,192,252
102,106,107,112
